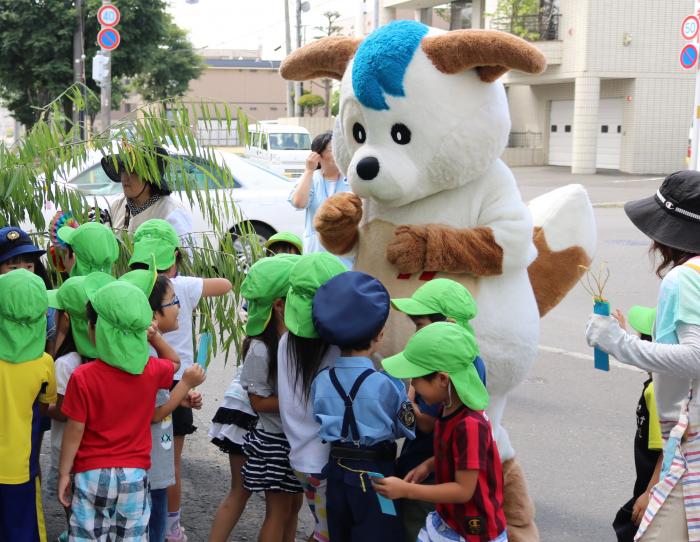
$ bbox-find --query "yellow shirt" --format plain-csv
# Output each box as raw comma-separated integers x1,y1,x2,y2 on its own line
644,381,663,451
0,354,56,484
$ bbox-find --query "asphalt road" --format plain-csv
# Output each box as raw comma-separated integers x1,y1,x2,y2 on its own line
41,166,667,541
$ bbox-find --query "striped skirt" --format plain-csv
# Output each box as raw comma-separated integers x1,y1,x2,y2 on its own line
241,428,303,494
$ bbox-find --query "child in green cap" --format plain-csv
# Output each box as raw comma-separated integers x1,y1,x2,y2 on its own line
0,269,56,542
56,221,120,277
128,218,232,540
264,231,303,256
57,280,182,540
376,322,508,542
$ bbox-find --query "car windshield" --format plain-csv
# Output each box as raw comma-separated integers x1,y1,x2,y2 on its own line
268,133,311,151
69,164,123,195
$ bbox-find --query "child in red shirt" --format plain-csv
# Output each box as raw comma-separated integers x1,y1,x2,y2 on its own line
58,279,180,540
376,322,507,542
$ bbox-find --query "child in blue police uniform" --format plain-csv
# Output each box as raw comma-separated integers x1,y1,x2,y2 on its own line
310,271,416,542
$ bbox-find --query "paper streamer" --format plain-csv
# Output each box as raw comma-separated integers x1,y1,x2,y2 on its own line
593,300,610,371
196,332,212,370
367,472,397,516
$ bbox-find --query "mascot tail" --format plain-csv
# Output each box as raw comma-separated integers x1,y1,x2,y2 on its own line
527,184,596,317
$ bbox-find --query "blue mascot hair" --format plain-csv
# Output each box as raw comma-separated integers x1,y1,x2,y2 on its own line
352,20,429,111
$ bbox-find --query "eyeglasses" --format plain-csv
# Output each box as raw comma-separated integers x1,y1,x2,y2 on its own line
160,295,180,309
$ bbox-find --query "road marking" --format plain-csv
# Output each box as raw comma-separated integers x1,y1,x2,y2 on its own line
592,202,625,208
538,344,643,372
611,177,663,184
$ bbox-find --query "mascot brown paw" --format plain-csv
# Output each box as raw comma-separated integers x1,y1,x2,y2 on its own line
386,225,428,274
502,458,539,542
313,192,363,254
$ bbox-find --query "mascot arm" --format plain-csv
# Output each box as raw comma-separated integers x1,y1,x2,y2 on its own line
313,192,363,255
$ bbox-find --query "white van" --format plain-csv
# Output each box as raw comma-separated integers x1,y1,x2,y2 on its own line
245,122,311,179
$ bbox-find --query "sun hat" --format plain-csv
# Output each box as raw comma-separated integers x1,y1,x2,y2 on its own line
285,253,347,338
625,170,700,254
382,321,488,410
100,144,169,187
312,271,390,348
129,219,180,270
241,254,300,336
119,255,158,298
627,305,656,337
57,222,119,277
391,278,477,332
0,226,45,265
87,280,153,375
0,269,48,363
264,232,303,254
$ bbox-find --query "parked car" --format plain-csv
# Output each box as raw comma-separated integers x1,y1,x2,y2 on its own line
244,122,311,179
41,149,304,255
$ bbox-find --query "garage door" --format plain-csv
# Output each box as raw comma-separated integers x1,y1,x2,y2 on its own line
547,98,623,169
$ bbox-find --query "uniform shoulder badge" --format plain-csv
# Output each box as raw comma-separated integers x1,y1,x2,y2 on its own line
398,401,415,429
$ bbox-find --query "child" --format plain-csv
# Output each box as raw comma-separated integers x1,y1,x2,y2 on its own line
264,231,303,256
277,252,346,542
0,269,56,542
128,218,232,541
391,279,487,541
310,271,416,542
376,322,507,542
56,221,119,277
611,305,662,542
57,280,180,539
237,255,303,542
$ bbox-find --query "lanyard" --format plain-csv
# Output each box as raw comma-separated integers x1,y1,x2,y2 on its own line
320,175,344,200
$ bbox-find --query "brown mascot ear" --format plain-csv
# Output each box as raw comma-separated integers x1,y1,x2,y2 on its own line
280,36,363,81
421,29,546,83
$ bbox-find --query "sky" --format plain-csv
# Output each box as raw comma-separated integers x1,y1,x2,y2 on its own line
168,0,365,60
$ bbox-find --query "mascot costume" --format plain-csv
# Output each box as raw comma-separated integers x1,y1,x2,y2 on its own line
281,20,596,542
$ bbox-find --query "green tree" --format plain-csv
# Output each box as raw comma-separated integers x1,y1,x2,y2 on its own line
487,0,542,40
297,93,324,116
314,11,343,117
330,89,340,117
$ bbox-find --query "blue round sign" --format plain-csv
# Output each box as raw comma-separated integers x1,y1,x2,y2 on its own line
681,44,698,70
97,27,120,51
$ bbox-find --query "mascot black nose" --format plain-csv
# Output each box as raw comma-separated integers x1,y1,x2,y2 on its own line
356,157,380,180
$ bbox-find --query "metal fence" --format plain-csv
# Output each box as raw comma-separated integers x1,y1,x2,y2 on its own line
507,131,543,148
489,11,561,41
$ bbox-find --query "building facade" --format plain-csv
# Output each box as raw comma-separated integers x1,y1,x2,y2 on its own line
381,0,695,174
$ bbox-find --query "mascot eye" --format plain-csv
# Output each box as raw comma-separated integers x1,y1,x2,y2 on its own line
352,122,366,144
391,124,411,145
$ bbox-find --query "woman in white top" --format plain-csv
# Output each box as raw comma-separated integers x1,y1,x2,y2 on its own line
586,171,700,541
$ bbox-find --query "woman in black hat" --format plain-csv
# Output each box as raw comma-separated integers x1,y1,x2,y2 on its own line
586,170,700,541
101,146,193,241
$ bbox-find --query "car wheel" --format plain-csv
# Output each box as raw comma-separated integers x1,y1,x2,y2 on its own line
223,222,275,266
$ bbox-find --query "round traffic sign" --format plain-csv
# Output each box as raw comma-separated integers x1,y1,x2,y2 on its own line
97,4,121,27
97,27,121,51
681,44,698,70
682,15,699,40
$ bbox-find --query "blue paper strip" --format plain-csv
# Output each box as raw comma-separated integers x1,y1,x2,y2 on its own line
593,301,610,371
366,472,397,516
196,332,211,369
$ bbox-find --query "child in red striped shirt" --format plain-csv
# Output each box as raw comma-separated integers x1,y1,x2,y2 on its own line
375,322,507,542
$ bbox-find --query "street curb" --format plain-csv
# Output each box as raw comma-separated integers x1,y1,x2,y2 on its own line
592,202,625,208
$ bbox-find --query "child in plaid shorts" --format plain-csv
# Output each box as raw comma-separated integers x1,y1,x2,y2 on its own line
58,278,180,541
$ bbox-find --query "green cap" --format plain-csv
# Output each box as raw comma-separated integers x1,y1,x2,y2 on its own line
49,273,115,359
89,281,153,375
285,253,346,338
382,321,488,411
628,305,656,337
119,255,158,297
391,279,477,333
241,254,300,336
264,232,303,254
57,222,119,277
130,219,180,271
0,269,48,363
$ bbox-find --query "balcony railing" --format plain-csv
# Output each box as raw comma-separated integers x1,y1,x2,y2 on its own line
489,11,561,41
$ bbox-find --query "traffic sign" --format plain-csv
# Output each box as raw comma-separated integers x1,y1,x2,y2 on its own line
681,44,698,70
683,15,699,41
97,27,120,51
97,4,120,27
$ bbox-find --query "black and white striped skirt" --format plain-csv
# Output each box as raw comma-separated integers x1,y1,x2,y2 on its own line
241,427,303,493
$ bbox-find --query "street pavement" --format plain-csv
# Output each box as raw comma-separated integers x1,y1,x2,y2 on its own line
42,166,667,541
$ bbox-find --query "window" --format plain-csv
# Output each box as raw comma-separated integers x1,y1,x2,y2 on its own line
601,125,609,133
261,134,268,150
564,125,571,133
269,133,311,151
270,106,278,111
617,125,622,133
551,125,557,132
165,156,240,191
70,164,123,196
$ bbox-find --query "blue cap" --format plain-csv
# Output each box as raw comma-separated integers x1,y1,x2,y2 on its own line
0,227,45,265
312,271,390,348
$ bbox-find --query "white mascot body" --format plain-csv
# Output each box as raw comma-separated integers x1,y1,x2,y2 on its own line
282,20,596,542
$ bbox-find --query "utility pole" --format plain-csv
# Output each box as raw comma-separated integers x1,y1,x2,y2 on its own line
73,0,86,140
284,0,294,117
99,0,112,132
294,0,303,117
373,0,379,30
356,0,366,37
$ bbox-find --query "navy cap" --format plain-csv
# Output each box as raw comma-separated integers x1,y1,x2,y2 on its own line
0,227,45,265
312,271,390,348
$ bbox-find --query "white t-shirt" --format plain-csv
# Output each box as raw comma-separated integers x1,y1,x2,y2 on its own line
276,332,339,474
50,352,82,470
164,275,204,380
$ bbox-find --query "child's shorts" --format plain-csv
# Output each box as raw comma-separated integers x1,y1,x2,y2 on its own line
241,428,302,493
418,511,508,542
70,467,150,541
295,471,329,542
0,476,46,542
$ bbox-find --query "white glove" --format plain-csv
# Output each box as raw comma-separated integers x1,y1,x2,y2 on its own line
585,313,625,352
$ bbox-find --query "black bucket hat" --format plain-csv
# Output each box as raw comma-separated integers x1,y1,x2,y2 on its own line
624,170,700,254
100,145,170,191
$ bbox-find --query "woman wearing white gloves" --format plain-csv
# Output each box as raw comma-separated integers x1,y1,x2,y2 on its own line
586,171,700,541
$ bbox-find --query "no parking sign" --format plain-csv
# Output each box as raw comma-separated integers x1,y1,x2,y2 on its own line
681,44,698,70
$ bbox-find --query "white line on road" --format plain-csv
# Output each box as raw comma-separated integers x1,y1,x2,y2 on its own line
611,177,663,184
538,344,642,372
